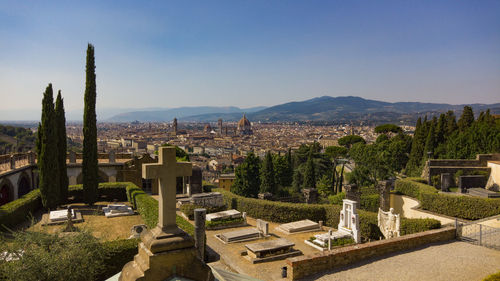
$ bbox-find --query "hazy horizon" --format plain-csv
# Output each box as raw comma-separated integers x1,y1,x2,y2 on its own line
1,1,500,117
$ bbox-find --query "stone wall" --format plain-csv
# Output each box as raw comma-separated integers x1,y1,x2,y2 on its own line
286,227,456,280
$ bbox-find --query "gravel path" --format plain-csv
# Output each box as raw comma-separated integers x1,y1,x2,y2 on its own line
305,241,500,281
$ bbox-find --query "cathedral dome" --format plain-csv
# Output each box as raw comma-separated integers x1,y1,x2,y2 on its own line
237,114,252,135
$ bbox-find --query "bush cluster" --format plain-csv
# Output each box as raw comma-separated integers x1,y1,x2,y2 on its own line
395,179,500,220
216,188,438,241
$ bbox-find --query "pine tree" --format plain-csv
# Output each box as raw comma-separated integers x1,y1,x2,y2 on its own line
55,91,68,205
82,44,99,205
39,84,60,209
458,106,474,132
260,151,276,194
303,151,316,188
445,110,458,137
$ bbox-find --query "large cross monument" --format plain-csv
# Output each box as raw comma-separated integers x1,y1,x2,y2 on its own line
120,147,213,281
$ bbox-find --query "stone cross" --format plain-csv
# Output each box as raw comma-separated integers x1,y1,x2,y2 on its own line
143,147,192,230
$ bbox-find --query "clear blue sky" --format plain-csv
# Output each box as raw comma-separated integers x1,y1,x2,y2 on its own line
1,0,499,115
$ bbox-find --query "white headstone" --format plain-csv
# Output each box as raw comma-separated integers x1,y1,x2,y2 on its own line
338,199,360,243
49,209,76,222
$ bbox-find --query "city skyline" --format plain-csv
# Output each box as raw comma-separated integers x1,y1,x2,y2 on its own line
1,0,499,116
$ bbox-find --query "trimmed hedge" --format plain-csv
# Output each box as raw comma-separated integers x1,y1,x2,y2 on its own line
68,182,128,202
124,183,194,236
97,238,139,280
395,179,500,220
0,189,41,230
215,188,439,241
360,194,380,213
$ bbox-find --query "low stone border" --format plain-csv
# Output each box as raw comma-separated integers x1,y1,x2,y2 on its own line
286,226,456,280
214,233,269,244
206,222,247,231
242,249,302,264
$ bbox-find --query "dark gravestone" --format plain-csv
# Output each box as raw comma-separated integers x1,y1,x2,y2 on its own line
189,166,203,195
194,208,206,261
378,180,392,212
459,175,487,193
69,151,76,163
440,173,453,192
302,188,318,204
344,184,360,209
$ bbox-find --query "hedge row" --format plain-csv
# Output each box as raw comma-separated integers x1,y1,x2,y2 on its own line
124,183,194,236
97,238,139,280
395,179,500,220
68,182,128,202
0,189,41,230
215,188,439,241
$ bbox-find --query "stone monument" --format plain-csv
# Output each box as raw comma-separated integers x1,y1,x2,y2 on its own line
344,184,360,209
440,173,453,192
378,180,392,212
338,199,360,243
189,166,203,195
377,207,400,239
119,147,213,281
302,188,318,204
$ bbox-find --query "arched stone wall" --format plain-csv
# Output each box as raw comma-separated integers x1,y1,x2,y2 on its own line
76,170,109,184
0,178,14,206
17,171,32,198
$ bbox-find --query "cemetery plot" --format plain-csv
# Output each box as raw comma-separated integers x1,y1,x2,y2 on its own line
305,231,353,251
42,209,83,226
217,228,261,244
276,219,320,234
102,203,135,218
206,209,246,230
206,209,242,221
243,238,302,263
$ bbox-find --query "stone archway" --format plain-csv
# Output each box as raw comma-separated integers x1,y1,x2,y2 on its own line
76,170,109,184
17,172,32,198
0,178,14,206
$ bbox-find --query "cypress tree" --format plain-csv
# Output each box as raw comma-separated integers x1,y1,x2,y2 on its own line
82,44,99,205
445,110,458,136
423,120,437,161
303,151,316,188
458,106,474,132
231,152,261,198
260,151,276,194
39,84,60,209
55,91,68,205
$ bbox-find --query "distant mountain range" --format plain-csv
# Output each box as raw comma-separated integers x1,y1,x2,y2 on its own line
106,106,267,122
117,96,498,124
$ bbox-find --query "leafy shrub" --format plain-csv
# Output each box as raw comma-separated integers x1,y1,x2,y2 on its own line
328,192,345,205
395,179,500,220
180,204,226,220
0,189,41,230
0,230,106,281
431,175,441,187
483,271,500,281
360,194,380,212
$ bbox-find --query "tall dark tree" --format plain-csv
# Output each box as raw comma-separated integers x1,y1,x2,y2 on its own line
82,44,99,205
445,110,458,137
231,152,261,197
406,117,425,176
458,106,474,132
55,91,68,205
423,119,437,160
36,123,42,164
274,154,292,188
260,151,276,194
303,151,316,188
39,84,60,209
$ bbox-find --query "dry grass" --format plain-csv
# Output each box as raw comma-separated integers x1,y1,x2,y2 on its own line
29,201,145,241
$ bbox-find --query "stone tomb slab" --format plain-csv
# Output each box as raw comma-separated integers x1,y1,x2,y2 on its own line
102,204,135,218
217,228,261,244
42,210,83,226
206,209,241,222
276,219,320,234
468,188,500,198
244,238,301,263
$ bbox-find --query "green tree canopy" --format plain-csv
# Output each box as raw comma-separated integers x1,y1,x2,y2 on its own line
374,124,403,135
325,146,348,159
231,152,261,197
260,151,276,194
338,135,366,148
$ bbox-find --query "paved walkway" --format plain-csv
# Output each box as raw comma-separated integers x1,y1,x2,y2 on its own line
305,241,500,281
